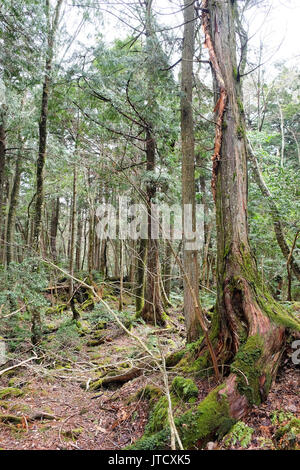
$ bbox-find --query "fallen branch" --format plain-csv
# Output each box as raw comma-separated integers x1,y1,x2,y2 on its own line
0,352,39,377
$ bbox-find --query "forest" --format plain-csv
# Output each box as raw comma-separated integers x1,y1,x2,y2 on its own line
0,0,299,452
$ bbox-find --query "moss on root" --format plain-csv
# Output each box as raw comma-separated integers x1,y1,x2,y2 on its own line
128,383,235,450
230,334,264,405
165,349,185,368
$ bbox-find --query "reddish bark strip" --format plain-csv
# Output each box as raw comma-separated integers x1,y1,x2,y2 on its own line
202,1,228,201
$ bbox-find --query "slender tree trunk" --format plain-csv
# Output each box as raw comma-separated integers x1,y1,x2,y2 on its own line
6,146,23,265
141,130,165,325
50,196,59,261
75,208,82,272
181,0,201,342
135,238,147,315
0,103,7,261
69,164,79,321
87,210,95,278
164,237,172,299
33,0,63,251
119,239,124,312
140,1,165,326
247,142,300,282
278,102,285,168
286,231,299,301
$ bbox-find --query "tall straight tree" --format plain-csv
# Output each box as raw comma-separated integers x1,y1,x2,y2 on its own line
33,0,63,251
140,0,165,326
6,140,24,265
181,0,201,342
0,82,7,260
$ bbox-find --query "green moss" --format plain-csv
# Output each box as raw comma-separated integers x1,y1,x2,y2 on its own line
130,384,235,450
135,385,163,407
0,387,24,399
171,377,198,401
88,378,103,391
95,321,107,330
275,418,300,450
231,334,264,405
46,303,67,315
236,124,245,139
127,428,170,450
0,400,10,409
0,414,23,424
237,97,244,114
237,246,300,332
176,385,235,448
146,396,172,434
62,427,84,441
165,349,185,367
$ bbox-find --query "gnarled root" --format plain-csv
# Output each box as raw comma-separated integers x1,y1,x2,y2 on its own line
130,276,300,449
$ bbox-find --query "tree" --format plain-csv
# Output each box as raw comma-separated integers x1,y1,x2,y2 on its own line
181,0,201,342
139,0,165,326
33,0,63,251
193,0,299,434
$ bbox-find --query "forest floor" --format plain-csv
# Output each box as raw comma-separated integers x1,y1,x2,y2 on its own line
0,289,299,451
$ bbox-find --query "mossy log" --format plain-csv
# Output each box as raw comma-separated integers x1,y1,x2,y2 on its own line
0,387,24,399
0,414,23,424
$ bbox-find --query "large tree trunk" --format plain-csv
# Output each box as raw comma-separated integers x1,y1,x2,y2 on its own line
181,0,201,342
204,0,297,400
193,0,299,435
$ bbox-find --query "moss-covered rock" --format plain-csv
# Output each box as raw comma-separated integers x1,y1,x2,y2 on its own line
95,321,107,330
